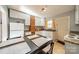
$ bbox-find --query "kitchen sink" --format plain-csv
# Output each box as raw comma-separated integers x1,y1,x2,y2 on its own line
65,33,79,40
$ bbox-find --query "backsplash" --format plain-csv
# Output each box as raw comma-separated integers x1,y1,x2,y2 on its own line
70,31,79,35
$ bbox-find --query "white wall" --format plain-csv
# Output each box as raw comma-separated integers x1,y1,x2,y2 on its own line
0,6,8,41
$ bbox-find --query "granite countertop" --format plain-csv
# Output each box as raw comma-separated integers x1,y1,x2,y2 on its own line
0,38,25,48
64,35,79,45
44,29,56,32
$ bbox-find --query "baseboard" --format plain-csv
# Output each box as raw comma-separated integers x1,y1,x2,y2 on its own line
57,40,65,45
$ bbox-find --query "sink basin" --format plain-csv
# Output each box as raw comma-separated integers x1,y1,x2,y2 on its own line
69,33,77,36
68,36,75,38
65,34,79,40
64,34,79,45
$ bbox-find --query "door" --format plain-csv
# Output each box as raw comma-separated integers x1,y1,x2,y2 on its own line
55,16,70,42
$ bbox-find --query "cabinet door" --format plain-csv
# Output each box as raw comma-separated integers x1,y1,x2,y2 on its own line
0,12,2,42
30,16,35,33
0,24,2,42
10,9,30,25
75,5,79,24
65,42,79,54
10,9,23,19
75,18,79,24
25,15,30,25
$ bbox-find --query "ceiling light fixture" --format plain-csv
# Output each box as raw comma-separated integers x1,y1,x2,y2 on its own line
41,6,47,12
41,7,47,12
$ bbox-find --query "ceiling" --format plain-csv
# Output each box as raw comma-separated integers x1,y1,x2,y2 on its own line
8,5,75,18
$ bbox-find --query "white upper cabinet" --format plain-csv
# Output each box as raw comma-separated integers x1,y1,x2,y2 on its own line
10,9,23,19
10,9,30,25
24,14,30,25
35,17,45,26
75,5,79,24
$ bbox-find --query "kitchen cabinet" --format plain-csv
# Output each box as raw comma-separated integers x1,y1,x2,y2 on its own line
24,14,30,25
10,9,30,25
65,41,79,54
75,5,79,24
0,11,2,42
10,9,23,19
30,16,35,34
36,31,53,39
0,24,2,42
35,17,45,26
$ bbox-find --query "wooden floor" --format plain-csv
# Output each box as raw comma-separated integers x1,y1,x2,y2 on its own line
53,41,65,54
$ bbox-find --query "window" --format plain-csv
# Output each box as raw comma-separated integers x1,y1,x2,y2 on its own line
47,20,52,29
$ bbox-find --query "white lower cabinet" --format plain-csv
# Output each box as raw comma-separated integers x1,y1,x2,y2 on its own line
65,41,79,54
36,31,53,39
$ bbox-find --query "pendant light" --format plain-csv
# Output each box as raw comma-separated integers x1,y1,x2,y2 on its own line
41,5,47,12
